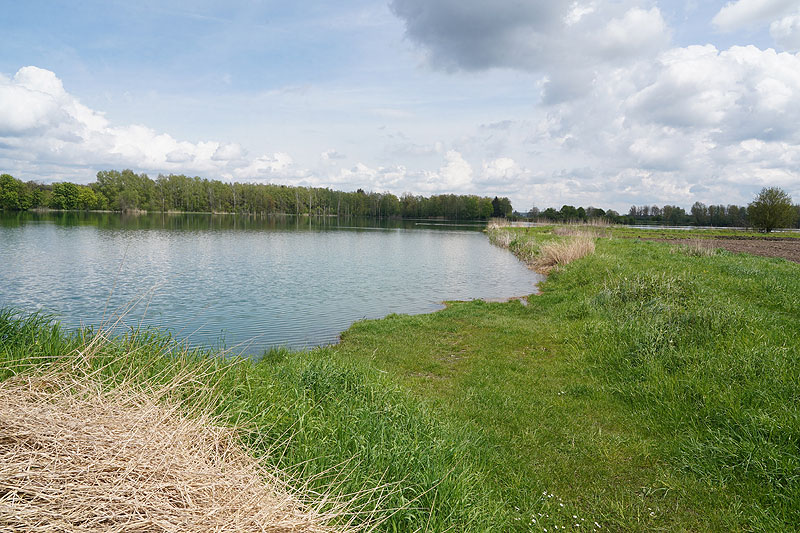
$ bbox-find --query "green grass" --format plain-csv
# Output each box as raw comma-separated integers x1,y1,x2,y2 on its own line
2,231,799,531
331,233,799,530
586,224,799,240
0,310,504,531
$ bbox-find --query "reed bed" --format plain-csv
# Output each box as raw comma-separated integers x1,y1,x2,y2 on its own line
488,223,597,273
0,371,351,533
533,236,596,273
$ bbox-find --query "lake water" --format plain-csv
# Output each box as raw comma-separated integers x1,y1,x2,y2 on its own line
0,212,542,353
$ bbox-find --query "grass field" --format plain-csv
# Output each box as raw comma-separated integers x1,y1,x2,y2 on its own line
2,227,798,531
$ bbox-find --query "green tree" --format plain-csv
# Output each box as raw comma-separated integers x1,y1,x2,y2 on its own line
76,186,100,210
748,187,796,232
0,174,22,210
491,196,512,218
560,205,578,221
691,202,709,225
50,182,80,210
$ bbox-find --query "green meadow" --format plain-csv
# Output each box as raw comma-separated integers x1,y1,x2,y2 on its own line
2,228,798,531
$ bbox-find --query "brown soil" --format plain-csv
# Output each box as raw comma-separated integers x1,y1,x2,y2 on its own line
662,238,800,263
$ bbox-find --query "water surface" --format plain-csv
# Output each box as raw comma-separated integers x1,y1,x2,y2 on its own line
1,212,541,353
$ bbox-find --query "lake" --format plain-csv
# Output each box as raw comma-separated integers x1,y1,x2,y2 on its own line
0,212,542,353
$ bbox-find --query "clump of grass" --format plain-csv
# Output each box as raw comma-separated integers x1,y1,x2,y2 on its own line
553,226,603,238
598,271,694,307
487,227,514,248
670,238,720,257
486,217,507,230
534,236,596,273
552,220,611,238
487,226,598,273
0,372,352,532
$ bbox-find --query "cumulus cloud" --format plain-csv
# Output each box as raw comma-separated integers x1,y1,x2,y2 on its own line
3,34,800,213
321,149,347,161
232,152,303,182
212,143,245,162
478,157,529,189
425,40,800,211
0,66,295,182
389,0,563,71
390,1,669,74
0,67,99,139
521,43,800,207
391,0,670,105
770,13,800,50
712,0,798,32
596,7,669,59
437,150,473,189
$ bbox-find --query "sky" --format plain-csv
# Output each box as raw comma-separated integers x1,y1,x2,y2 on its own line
1,0,799,212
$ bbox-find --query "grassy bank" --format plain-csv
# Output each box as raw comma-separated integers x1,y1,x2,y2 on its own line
332,228,799,530
525,222,800,240
0,312,504,531
2,227,799,530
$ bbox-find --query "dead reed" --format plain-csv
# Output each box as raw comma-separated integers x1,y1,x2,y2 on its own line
0,371,354,532
670,238,719,257
533,236,597,273
552,220,610,238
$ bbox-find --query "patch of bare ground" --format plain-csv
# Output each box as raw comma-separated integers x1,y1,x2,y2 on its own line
660,238,800,263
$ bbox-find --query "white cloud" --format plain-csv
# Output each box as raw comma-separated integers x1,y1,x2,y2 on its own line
564,2,596,26
321,149,347,161
0,68,70,135
770,13,800,50
431,150,473,191
390,0,670,74
597,7,670,59
212,143,245,161
0,66,292,182
479,157,526,187
712,0,798,32
523,44,800,207
2,39,800,214
233,152,303,181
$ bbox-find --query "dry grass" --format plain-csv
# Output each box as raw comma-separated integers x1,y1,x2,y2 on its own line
487,222,598,273
487,228,514,248
487,218,506,230
0,372,353,532
552,221,610,238
670,239,719,257
534,236,597,273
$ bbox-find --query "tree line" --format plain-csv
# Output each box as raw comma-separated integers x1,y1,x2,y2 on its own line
526,192,800,230
0,171,513,219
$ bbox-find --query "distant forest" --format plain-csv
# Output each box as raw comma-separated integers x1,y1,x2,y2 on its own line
2,170,799,227
0,170,512,220
526,202,800,228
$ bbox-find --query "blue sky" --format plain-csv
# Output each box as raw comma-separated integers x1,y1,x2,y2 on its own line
1,0,799,211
